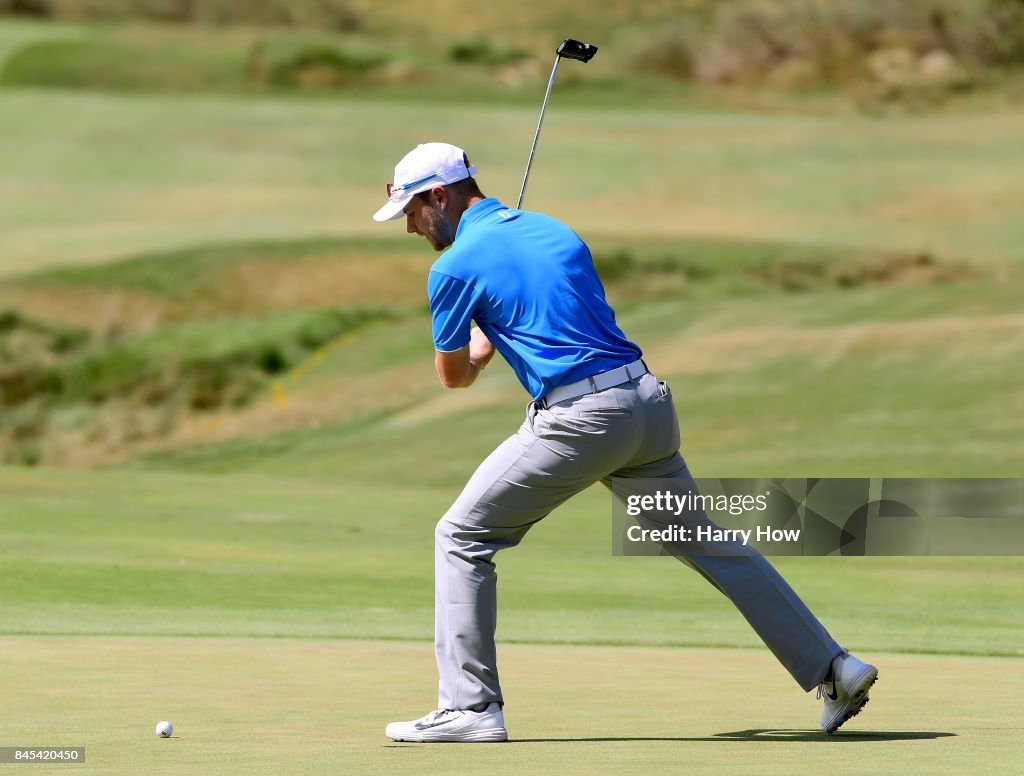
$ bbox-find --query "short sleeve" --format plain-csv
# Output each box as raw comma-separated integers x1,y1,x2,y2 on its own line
428,271,480,352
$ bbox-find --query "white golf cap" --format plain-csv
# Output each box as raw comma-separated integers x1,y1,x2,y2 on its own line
373,142,477,222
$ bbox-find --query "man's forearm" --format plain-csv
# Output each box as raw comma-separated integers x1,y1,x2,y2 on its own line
457,359,485,388
435,348,485,388
435,328,495,388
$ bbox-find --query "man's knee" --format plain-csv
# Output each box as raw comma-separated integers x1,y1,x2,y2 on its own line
434,515,456,548
434,514,484,553
434,513,529,561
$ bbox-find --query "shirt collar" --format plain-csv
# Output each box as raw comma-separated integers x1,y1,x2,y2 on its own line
454,198,506,240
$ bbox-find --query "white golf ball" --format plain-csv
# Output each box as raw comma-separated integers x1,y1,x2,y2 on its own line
155,721,173,738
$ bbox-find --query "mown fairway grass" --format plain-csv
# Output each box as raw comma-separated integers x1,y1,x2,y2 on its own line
3,638,1021,776
1,465,1022,774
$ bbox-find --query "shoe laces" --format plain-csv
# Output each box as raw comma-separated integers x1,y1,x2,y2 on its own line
817,669,839,701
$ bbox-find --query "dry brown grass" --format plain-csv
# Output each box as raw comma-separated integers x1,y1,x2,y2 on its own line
0,285,169,334
212,252,430,313
0,249,429,336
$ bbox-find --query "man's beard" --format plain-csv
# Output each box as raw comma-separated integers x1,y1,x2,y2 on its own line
423,204,456,251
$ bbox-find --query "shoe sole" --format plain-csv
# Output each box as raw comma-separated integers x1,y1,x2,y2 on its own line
388,728,508,743
825,668,879,735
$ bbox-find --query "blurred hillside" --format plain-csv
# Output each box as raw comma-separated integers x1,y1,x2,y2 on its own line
1,0,1023,108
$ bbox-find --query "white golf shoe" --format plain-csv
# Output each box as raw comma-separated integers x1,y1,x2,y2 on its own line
385,703,508,743
819,650,878,734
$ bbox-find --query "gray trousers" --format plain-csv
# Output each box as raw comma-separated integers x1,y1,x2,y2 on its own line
434,372,841,709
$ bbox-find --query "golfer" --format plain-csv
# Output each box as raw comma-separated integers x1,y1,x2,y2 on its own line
373,142,877,742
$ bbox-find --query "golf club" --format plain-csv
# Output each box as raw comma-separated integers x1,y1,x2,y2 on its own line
517,38,598,209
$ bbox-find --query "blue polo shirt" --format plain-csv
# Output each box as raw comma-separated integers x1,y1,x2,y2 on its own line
427,198,642,400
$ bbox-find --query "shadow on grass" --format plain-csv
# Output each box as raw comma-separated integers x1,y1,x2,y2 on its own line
509,729,956,743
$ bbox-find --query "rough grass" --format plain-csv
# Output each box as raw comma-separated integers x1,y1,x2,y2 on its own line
3,4,1024,107
0,305,394,465
0,230,1010,469
2,234,981,331
0,16,84,67
0,0,363,29
4,236,426,325
620,0,1024,83
16,239,317,299
0,24,389,92
1,34,249,91
113,269,1024,481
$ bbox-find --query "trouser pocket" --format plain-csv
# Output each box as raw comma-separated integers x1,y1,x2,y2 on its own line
639,380,680,461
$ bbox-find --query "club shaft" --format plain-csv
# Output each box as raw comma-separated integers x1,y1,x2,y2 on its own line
517,55,561,209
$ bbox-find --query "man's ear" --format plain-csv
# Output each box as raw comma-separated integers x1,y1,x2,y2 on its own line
430,185,448,210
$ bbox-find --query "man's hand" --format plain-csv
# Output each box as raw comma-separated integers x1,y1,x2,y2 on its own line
469,326,496,370
434,327,496,389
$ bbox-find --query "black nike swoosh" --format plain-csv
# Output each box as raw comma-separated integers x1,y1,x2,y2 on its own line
826,677,839,701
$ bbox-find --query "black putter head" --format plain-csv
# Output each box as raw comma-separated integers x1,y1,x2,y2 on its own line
556,39,598,63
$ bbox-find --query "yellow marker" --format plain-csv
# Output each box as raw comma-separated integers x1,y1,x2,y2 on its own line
271,381,290,409
266,329,359,407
